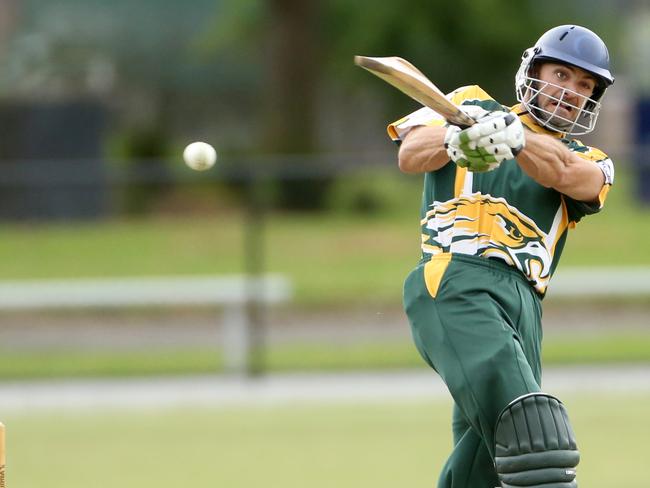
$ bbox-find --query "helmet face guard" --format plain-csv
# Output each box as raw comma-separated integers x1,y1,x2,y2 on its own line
515,25,614,136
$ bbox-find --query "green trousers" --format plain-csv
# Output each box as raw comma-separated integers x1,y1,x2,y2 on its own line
403,253,544,488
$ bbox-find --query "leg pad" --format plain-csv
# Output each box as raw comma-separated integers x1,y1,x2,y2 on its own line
494,393,579,488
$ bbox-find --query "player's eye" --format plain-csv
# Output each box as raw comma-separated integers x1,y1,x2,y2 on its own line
580,81,595,92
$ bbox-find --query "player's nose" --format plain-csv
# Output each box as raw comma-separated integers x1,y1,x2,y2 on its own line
560,84,580,105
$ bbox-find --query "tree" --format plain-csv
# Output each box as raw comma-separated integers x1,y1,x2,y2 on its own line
260,0,327,209
201,0,592,209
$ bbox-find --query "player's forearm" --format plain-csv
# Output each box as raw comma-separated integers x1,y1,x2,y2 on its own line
516,131,604,202
398,126,450,173
515,132,569,187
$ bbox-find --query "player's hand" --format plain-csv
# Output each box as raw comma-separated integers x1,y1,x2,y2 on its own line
458,111,526,164
444,124,501,172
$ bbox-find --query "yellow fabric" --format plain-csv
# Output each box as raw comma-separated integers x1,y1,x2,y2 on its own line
454,165,468,198
421,233,442,255
448,85,494,105
509,103,562,137
386,116,407,141
423,254,452,298
597,183,611,207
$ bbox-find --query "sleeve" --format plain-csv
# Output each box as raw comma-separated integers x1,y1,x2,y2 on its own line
563,144,614,225
386,106,445,143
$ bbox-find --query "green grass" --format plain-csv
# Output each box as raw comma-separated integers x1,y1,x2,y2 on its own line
0,213,415,305
0,167,647,306
0,167,647,380
558,167,650,266
3,393,650,488
0,348,223,380
0,216,245,278
543,331,650,365
0,331,649,380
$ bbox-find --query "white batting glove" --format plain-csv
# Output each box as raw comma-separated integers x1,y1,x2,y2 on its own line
445,124,497,172
444,125,464,161
457,104,491,122
458,111,526,163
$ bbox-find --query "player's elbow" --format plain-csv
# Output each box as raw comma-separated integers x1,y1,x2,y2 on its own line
398,154,418,174
397,143,419,173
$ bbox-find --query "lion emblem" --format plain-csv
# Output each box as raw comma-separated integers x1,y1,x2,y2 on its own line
422,193,551,292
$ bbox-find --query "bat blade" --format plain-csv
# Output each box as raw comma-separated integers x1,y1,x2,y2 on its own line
354,55,475,127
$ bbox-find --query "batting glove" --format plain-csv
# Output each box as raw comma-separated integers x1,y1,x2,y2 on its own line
445,124,501,172
445,125,468,163
458,104,491,121
458,111,526,164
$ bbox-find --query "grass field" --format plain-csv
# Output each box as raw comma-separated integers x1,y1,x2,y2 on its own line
0,168,648,486
0,167,647,379
0,330,649,380
0,167,647,306
3,393,649,488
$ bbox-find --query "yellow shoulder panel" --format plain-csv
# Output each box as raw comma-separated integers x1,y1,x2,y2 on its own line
573,144,609,162
448,85,494,105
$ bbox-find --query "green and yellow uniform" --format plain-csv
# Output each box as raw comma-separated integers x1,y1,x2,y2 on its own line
388,86,614,488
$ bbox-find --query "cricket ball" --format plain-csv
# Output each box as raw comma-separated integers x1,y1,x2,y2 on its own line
183,141,217,171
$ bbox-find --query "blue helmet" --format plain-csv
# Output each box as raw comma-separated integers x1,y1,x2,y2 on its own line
515,25,614,135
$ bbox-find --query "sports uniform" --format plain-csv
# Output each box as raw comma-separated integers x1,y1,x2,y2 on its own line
387,26,614,488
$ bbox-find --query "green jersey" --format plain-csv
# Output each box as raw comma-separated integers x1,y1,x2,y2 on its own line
388,85,614,296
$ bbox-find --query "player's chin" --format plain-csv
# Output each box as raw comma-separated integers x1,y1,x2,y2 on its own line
540,106,576,128
549,102,578,122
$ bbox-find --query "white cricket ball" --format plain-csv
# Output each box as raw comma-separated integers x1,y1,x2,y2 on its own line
183,141,217,171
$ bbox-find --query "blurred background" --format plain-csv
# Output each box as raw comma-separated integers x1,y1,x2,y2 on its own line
0,1,648,487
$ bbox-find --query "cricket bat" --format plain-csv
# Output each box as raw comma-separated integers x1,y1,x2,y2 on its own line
354,55,475,128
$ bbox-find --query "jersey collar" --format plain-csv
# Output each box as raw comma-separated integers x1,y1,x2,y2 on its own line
509,103,565,139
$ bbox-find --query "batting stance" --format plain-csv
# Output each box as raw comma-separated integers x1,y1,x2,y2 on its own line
388,25,614,488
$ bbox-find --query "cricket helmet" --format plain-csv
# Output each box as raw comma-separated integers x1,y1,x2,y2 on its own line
515,25,614,135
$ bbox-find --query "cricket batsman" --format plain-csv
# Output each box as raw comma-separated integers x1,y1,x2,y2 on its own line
387,25,615,488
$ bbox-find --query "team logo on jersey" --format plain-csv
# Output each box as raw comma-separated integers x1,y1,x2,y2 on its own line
422,193,552,292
